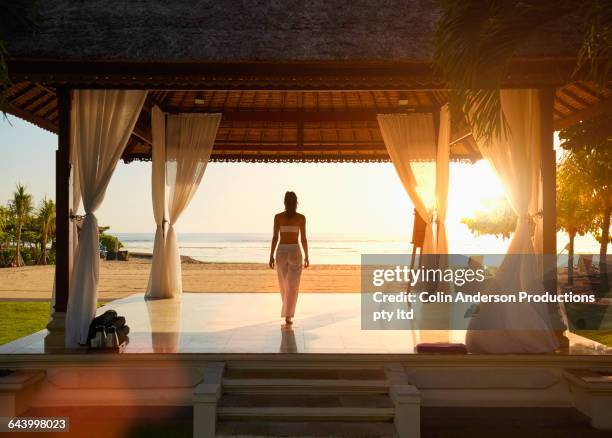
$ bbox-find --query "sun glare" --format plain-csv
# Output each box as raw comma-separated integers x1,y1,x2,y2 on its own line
446,160,509,253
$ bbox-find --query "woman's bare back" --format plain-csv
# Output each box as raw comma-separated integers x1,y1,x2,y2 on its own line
275,212,305,244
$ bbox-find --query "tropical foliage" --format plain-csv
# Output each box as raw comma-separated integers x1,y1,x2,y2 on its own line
462,196,517,239
99,226,123,253
36,197,55,265
557,154,595,284
1,185,54,267
0,185,125,267
9,183,33,266
434,0,612,142
559,114,612,272
462,122,610,275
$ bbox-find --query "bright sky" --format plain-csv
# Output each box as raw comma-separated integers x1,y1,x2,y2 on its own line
0,115,602,253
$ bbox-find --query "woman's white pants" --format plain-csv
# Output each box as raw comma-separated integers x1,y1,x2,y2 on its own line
276,244,303,317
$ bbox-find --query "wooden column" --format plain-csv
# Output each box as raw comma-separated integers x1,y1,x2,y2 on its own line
45,87,71,350
54,87,71,312
539,88,557,292
540,88,568,345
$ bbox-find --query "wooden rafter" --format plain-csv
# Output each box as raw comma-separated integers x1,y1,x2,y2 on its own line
554,96,612,130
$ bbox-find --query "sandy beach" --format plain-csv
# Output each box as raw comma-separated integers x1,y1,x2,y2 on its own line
0,257,361,301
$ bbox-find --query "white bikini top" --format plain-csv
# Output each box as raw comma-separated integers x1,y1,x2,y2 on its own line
279,225,299,233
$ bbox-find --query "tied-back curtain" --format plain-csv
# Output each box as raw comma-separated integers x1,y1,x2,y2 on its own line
466,89,558,353
377,111,450,254
146,112,221,299
70,106,82,265
479,90,542,257
145,106,168,298
65,90,147,346
165,114,221,296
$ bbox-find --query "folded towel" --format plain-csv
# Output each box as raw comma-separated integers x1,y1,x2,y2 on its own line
87,310,118,341
416,342,468,354
116,325,130,344
109,316,126,330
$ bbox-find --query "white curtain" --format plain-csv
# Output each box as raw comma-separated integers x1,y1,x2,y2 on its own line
70,105,82,270
145,106,168,298
65,90,147,346
377,108,450,254
146,111,221,299
466,89,558,353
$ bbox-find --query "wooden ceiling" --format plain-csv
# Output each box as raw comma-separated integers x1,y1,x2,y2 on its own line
4,83,611,163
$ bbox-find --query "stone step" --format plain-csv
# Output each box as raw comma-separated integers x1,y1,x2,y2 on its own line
224,368,387,381
218,394,394,421
223,378,389,395
217,420,397,437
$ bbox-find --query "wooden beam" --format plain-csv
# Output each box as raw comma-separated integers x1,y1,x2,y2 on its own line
6,83,37,103
18,90,50,111
558,87,593,108
554,96,612,130
572,81,607,100
200,109,435,121
129,109,437,145
213,143,387,152
27,93,56,115
6,102,58,133
54,87,71,313
208,153,391,162
7,58,577,90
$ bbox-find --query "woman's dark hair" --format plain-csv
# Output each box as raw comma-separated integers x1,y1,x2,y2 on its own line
284,191,298,217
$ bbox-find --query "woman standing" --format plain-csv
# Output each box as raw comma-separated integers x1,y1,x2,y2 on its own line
269,191,309,324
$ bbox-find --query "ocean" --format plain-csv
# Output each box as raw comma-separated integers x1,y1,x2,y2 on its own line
111,232,607,265
112,232,413,265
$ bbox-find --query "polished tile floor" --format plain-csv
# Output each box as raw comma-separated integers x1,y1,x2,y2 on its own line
1,293,609,354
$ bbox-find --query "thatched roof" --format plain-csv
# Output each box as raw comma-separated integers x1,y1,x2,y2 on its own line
3,1,610,163
4,0,585,63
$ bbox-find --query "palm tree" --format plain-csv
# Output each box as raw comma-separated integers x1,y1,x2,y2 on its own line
0,205,6,237
434,0,612,142
557,154,594,285
36,197,55,265
559,114,612,277
9,183,32,267
0,205,8,265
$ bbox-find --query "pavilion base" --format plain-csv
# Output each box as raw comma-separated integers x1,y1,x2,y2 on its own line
1,293,609,436
43,311,66,352
1,353,611,437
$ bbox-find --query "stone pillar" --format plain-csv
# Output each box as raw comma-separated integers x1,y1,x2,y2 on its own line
390,384,421,438
193,382,221,438
564,369,612,430
193,362,225,438
0,371,45,416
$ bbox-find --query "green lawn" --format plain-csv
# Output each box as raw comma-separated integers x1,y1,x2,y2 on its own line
564,302,612,347
0,301,106,345
0,301,51,345
576,330,612,347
